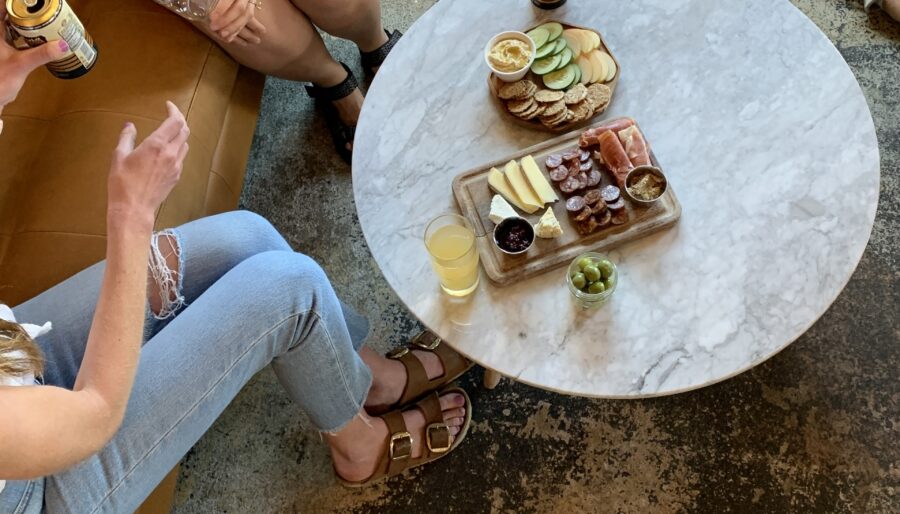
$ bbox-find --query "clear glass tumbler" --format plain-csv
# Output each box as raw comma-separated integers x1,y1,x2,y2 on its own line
154,0,218,20
424,214,481,297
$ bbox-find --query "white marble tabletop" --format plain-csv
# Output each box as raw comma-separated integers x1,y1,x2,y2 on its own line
352,0,880,397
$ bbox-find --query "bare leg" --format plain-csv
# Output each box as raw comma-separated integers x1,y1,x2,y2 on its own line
327,392,467,482
290,0,389,54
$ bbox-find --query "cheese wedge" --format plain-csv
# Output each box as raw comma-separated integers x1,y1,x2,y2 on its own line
489,194,518,224
488,167,539,214
534,207,563,238
520,155,558,205
503,160,544,211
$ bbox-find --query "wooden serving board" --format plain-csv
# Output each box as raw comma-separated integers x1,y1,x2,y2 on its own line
488,21,621,133
452,119,681,286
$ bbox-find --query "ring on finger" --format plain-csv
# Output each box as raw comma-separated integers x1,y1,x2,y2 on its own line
248,0,262,9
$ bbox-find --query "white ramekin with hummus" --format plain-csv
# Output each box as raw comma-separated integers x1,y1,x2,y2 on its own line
484,31,536,82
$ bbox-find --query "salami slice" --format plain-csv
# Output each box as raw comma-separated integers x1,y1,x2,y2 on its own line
601,185,621,203
576,173,589,190
596,210,612,227
575,207,593,222
577,216,600,234
592,201,608,215
611,211,629,225
560,177,580,194
587,170,602,187
568,165,581,179
607,198,626,212
566,196,586,212
579,150,591,163
549,166,569,182
583,189,602,205
545,154,563,169
579,161,593,173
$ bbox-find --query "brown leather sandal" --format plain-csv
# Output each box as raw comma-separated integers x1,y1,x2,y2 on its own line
383,330,474,409
338,387,472,488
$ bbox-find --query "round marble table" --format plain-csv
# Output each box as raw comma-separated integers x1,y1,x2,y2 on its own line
353,0,880,397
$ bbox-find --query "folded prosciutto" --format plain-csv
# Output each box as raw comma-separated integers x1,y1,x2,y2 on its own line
617,126,650,167
598,130,633,188
579,118,636,148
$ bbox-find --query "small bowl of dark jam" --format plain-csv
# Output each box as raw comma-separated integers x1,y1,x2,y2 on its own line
493,216,535,256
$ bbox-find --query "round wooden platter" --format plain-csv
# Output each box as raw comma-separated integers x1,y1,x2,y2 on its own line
487,22,621,133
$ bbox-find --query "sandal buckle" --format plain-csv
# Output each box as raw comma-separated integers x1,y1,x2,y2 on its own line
426,423,452,454
389,431,412,461
387,347,409,360
412,334,441,351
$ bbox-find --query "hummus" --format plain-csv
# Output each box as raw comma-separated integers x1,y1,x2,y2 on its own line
488,39,531,72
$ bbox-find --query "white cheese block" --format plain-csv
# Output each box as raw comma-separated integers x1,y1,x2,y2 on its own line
489,194,518,224
534,207,563,238
504,160,544,211
488,167,538,214
520,155,558,204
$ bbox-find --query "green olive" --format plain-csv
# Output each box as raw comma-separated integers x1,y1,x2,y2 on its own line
571,272,586,290
577,257,593,271
604,275,616,290
598,260,615,279
588,281,606,294
583,265,601,282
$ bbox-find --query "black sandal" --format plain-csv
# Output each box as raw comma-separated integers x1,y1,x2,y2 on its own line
360,29,402,75
305,62,359,164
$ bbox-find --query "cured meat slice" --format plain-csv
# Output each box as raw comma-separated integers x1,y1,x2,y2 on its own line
607,198,626,212
577,216,600,234
618,126,651,167
574,207,593,222
560,177,580,193
591,200,608,215
600,185,620,203
587,169,602,187
598,130,633,189
579,118,636,147
566,196,586,212
611,211,629,225
596,210,612,227
579,161,593,173
583,189,602,205
549,166,569,182
545,154,563,169
568,165,581,179
579,150,591,163
576,172,589,190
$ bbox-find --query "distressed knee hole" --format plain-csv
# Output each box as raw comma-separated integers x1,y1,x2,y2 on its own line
148,230,185,319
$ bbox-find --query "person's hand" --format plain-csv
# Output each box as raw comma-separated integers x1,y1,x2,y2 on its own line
208,0,266,45
0,7,71,134
107,101,190,228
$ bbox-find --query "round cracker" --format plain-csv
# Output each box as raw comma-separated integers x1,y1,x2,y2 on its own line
520,103,545,120
507,97,536,114
515,102,541,119
569,101,594,122
541,99,566,117
564,84,588,105
586,83,612,111
535,89,565,103
498,80,535,100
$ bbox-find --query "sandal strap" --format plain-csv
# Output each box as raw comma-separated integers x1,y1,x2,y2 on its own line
360,29,402,72
392,351,429,405
414,392,452,458
383,410,412,477
385,330,473,407
304,62,359,102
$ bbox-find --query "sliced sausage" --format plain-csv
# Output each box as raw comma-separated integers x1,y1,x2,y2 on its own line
574,206,593,222
545,154,562,169
611,211,629,225
601,185,621,203
607,198,626,212
565,196,586,212
576,172,589,190
579,161,593,173
587,169,602,187
596,210,612,227
549,166,569,182
579,150,591,163
560,177,580,194
583,189,602,205
577,216,600,234
592,200,608,215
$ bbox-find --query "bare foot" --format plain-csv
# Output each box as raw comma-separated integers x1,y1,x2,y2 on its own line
364,348,448,414
331,391,467,483
330,88,364,153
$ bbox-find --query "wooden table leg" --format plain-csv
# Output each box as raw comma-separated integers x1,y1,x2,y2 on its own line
483,368,502,389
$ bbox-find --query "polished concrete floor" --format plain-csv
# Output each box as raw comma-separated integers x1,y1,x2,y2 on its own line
172,1,899,512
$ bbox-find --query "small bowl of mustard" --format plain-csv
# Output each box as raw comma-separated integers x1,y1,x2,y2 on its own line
624,166,668,205
484,31,536,82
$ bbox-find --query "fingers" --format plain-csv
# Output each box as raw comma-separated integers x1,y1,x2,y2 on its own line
151,101,187,143
219,0,255,42
246,16,266,37
234,24,262,45
175,141,190,167
12,40,70,74
115,122,137,157
207,0,236,31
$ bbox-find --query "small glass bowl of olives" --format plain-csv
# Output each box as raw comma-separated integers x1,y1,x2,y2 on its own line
566,252,617,309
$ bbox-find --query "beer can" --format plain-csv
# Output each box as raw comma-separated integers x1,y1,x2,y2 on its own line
5,0,98,79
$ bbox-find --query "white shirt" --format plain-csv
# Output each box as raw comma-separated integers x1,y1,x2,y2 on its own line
0,304,52,494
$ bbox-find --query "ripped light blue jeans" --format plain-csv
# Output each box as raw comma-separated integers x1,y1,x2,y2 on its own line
2,211,372,514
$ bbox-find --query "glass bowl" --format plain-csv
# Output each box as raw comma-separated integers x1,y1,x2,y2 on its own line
566,252,618,309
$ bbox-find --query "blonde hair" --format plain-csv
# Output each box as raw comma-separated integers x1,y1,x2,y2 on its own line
0,318,44,378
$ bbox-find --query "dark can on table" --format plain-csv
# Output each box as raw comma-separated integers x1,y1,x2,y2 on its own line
5,0,98,79
531,0,567,9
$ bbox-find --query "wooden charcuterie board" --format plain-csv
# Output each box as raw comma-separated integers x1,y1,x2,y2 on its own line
452,119,681,286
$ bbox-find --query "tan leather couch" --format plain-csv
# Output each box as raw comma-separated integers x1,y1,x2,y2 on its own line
0,0,265,510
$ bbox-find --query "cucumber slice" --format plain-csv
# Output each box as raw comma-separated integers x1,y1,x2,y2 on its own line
571,63,582,86
555,47,573,70
534,41,556,59
535,22,563,42
551,38,568,55
531,53,562,75
526,27,550,48
544,63,578,90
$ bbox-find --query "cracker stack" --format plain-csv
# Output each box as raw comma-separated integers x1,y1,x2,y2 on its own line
498,80,612,129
